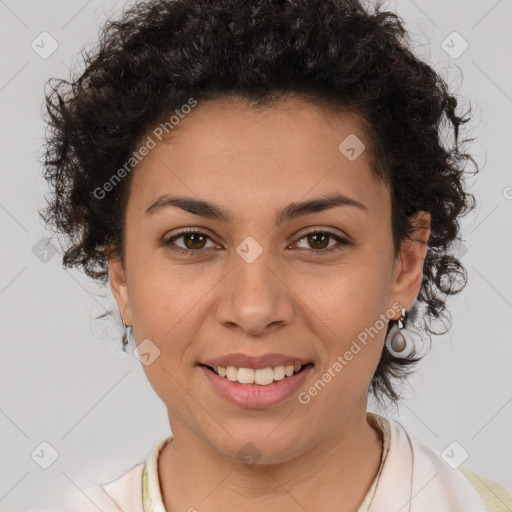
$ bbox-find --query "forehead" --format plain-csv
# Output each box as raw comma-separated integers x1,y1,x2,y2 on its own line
127,97,388,220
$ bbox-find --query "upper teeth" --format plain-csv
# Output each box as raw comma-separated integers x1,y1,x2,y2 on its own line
214,364,303,385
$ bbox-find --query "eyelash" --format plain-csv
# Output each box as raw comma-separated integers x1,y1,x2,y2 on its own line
162,228,351,256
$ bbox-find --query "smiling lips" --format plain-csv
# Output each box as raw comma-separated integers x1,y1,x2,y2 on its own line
201,352,312,385
199,352,314,407
209,364,304,385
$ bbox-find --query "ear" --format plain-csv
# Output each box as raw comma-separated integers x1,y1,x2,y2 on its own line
107,252,134,326
390,210,431,315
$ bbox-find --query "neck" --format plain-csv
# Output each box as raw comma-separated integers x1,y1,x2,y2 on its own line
159,401,383,512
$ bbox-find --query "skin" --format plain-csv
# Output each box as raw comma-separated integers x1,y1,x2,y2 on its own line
108,96,430,512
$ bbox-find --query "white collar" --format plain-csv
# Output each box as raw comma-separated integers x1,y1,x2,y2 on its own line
369,416,487,511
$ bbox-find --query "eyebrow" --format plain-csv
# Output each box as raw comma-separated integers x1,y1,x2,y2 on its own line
144,193,367,225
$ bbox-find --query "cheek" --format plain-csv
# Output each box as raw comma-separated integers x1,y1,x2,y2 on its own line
127,255,202,336
130,270,199,406
126,257,219,375
296,260,391,375
298,275,389,413
302,259,391,331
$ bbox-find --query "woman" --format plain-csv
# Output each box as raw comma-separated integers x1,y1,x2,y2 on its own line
39,0,510,510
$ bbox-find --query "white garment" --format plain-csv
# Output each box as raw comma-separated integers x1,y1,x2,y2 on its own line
59,462,144,511
369,416,486,511
58,413,487,512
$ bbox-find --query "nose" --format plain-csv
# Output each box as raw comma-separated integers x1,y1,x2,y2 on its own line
214,249,295,337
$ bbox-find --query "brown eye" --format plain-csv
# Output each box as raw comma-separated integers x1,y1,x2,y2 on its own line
305,233,331,250
181,232,208,250
294,230,352,255
163,229,217,254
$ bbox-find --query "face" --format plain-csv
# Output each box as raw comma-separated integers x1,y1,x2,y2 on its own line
108,97,430,463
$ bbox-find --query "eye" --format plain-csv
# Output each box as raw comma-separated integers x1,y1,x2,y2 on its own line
292,230,352,255
162,229,218,255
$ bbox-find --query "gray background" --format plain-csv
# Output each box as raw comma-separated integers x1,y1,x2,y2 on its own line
0,0,511,510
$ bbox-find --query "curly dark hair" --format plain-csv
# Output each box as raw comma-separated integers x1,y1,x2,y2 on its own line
39,0,479,404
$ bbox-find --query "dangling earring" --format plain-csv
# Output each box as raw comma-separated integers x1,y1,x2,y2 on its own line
120,315,133,349
385,307,411,357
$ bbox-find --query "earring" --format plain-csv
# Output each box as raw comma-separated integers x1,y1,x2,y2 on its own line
120,315,134,346
385,307,412,357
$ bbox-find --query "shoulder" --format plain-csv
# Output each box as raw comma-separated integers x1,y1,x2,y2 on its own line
391,418,511,511
400,421,512,509
371,415,489,511
58,462,144,512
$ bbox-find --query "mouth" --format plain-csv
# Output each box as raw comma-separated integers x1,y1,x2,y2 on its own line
199,363,314,386
198,362,315,409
